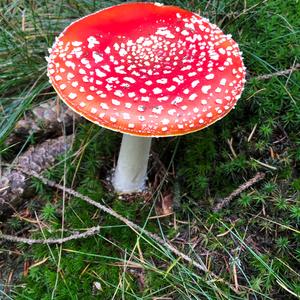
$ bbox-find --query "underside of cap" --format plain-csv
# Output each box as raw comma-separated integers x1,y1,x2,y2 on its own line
47,2,246,137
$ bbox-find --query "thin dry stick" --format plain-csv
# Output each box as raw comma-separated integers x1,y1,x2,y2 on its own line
254,63,300,81
0,226,101,245
7,167,208,274
213,172,266,212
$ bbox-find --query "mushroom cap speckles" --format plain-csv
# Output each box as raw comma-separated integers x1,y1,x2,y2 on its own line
47,2,246,137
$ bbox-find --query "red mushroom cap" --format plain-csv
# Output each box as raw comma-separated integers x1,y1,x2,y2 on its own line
47,2,246,137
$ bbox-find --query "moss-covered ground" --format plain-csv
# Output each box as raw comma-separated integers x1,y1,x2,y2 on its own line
0,0,300,299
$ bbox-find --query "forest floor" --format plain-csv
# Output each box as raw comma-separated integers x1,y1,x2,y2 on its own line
0,0,300,299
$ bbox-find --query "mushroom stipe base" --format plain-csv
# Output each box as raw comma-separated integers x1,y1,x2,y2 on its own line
112,134,152,193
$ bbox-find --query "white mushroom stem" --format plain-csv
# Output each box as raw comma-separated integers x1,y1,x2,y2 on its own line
112,134,152,193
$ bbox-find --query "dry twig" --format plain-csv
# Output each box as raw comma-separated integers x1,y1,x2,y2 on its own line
254,64,300,81
213,172,266,212
0,226,100,245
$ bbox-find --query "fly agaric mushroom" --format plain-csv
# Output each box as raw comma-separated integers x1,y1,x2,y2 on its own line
47,2,246,193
